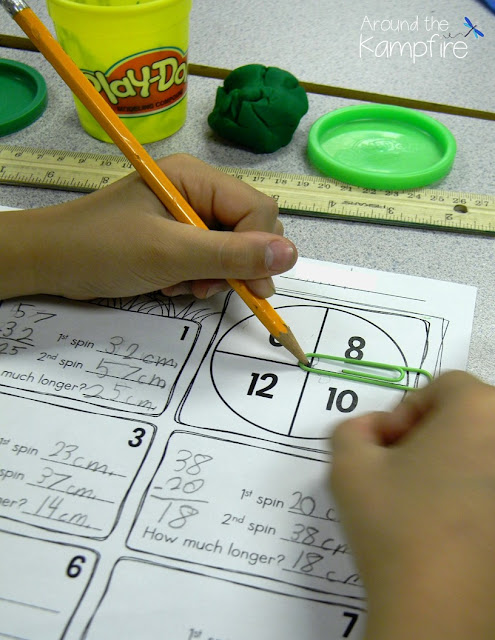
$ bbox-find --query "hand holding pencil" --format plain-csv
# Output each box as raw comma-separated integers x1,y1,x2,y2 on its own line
0,153,297,299
1,0,308,364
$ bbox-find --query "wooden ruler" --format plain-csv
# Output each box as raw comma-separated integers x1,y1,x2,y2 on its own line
1,144,494,235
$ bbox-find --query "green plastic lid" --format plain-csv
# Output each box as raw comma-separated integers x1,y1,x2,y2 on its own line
0,59,48,137
308,104,456,190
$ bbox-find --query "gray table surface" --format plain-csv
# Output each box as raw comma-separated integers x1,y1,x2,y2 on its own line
0,0,494,382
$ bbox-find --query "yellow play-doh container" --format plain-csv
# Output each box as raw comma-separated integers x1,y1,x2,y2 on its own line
46,0,191,143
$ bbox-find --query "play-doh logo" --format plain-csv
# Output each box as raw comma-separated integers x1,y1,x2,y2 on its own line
83,47,187,117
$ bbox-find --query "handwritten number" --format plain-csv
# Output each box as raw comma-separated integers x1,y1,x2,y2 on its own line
109,382,132,400
291,524,319,545
168,505,199,529
165,476,208,494
174,449,192,472
48,441,78,461
95,358,109,378
104,336,124,355
16,327,34,344
292,550,323,573
269,335,282,348
0,321,16,337
11,302,34,318
128,427,146,447
188,454,212,475
61,444,78,461
81,384,104,398
290,491,316,516
174,450,212,474
36,467,71,489
123,343,139,359
0,342,24,355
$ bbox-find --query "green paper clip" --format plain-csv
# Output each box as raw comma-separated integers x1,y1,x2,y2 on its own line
299,353,433,391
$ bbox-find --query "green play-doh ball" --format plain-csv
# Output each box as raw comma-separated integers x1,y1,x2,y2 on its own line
208,64,309,153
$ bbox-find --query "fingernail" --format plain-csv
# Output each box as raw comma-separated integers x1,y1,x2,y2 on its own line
265,240,296,273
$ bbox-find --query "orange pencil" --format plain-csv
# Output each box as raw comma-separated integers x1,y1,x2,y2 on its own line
2,0,308,365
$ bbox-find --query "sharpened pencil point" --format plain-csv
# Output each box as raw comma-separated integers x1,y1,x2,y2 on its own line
276,327,309,365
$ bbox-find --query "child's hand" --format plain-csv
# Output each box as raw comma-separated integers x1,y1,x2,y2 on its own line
2,153,297,300
331,371,495,640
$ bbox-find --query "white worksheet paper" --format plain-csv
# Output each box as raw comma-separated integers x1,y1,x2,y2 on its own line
0,257,476,640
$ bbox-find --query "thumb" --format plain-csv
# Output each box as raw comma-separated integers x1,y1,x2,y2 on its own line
158,224,298,293
195,228,298,280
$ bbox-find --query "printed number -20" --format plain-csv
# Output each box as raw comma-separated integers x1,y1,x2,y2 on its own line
247,373,278,398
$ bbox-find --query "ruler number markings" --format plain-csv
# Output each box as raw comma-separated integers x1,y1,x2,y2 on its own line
0,144,494,235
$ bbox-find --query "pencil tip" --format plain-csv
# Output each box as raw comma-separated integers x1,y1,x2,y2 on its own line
277,326,308,365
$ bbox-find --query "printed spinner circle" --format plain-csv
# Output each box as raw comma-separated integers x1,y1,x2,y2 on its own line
211,305,409,438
